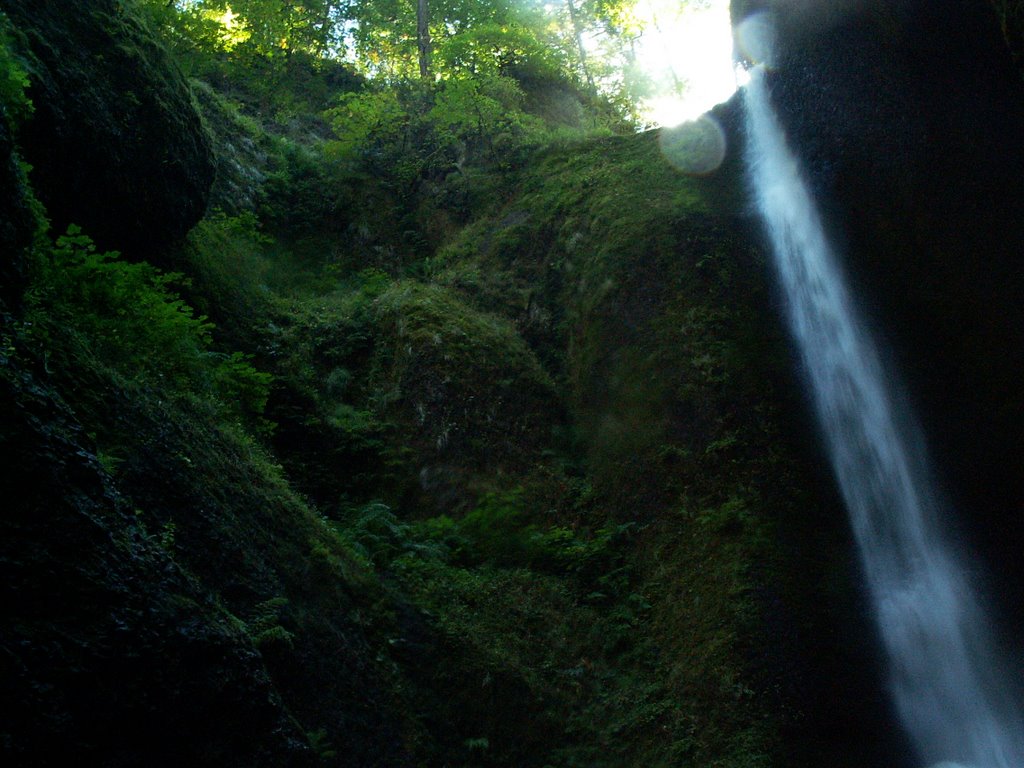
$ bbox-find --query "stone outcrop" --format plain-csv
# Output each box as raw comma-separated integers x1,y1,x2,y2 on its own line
0,0,215,254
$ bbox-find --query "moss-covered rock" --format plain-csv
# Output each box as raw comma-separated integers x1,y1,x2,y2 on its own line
0,351,317,767
0,0,215,254
0,15,38,313
423,122,893,767
368,281,562,502
87,380,417,768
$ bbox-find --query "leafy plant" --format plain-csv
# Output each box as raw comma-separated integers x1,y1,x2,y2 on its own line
247,596,296,649
326,88,408,158
306,728,338,760
332,501,447,566
0,12,32,129
27,226,271,426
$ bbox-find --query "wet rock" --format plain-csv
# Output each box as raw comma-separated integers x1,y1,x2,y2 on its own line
0,117,34,312
748,0,1024,647
0,354,316,767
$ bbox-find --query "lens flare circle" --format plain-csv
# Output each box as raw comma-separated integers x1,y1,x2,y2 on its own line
658,115,727,175
735,11,778,69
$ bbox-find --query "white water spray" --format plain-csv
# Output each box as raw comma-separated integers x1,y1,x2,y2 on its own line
742,64,1024,767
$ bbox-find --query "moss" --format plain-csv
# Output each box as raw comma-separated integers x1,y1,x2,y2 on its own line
0,14,41,312
0,114,35,311
368,281,560,470
0,339,319,767
408,117,871,767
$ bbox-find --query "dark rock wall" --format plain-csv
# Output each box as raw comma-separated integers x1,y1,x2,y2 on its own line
0,4,410,765
0,0,215,255
734,0,1024,632
0,355,317,768
0,116,35,311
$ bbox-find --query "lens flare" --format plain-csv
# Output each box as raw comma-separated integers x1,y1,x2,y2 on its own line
658,115,727,175
735,11,778,69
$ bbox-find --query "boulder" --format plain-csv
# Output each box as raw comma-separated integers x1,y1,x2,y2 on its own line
0,0,215,254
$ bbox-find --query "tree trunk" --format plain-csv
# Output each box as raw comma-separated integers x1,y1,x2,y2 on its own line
566,0,593,88
417,0,432,79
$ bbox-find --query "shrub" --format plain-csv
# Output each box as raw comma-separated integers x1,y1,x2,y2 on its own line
333,501,446,566
27,226,271,426
0,13,32,130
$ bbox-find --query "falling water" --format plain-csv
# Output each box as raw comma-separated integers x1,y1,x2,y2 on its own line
742,65,1024,768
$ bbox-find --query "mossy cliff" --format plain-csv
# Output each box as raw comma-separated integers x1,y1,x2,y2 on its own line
2,1,1022,767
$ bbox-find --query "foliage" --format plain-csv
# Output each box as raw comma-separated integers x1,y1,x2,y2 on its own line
2,3,870,762
448,488,536,565
326,88,409,158
429,72,544,153
325,70,551,189
431,488,622,570
246,596,296,649
306,729,338,760
26,226,271,427
332,501,445,567
258,139,357,237
135,0,227,68
137,0,348,59
326,487,630,592
350,0,571,80
137,0,650,126
0,13,32,130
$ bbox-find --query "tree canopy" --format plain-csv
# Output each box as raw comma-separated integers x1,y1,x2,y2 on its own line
139,0,657,118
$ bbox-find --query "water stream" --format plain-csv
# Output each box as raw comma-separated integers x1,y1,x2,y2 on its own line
742,64,1024,768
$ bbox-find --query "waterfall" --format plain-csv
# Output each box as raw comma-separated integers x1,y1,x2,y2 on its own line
742,65,1024,768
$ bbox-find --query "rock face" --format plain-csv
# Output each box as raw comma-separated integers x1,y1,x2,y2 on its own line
0,118,34,311
0,0,215,254
0,5,413,765
0,356,318,768
733,0,1024,624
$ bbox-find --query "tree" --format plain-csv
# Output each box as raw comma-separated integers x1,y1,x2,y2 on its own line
141,0,352,57
417,0,431,78
139,0,660,124
565,0,594,87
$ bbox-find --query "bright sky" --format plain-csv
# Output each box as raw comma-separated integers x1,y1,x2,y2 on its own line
631,0,739,127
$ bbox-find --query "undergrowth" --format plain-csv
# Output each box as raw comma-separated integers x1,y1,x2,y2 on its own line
25,225,271,433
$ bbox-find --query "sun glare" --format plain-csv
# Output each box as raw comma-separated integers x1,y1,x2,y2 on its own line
218,7,238,29
633,0,738,127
